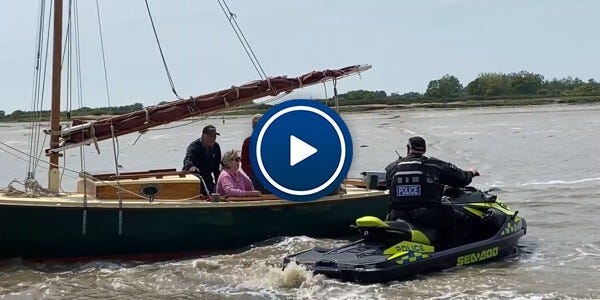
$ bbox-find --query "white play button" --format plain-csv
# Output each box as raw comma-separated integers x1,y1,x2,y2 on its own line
290,135,317,167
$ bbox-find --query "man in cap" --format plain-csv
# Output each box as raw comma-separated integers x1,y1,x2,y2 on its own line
385,136,479,247
241,114,266,192
183,125,222,195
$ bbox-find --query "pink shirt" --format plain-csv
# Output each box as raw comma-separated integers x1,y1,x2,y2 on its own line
216,168,255,197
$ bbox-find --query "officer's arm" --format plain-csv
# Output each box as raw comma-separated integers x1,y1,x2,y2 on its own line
430,158,474,187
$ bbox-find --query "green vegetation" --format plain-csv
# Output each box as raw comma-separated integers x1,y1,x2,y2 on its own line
325,71,600,106
425,74,463,98
2,71,600,122
0,103,144,122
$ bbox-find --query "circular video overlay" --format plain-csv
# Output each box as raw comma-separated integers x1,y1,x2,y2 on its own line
250,99,353,201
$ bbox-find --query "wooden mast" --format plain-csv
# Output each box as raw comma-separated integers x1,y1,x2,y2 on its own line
48,0,63,193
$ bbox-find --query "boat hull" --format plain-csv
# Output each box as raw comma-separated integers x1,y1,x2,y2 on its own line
0,191,388,259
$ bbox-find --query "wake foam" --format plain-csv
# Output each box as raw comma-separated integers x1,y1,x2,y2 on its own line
260,261,316,289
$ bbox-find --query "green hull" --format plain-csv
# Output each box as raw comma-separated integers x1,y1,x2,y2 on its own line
0,193,388,259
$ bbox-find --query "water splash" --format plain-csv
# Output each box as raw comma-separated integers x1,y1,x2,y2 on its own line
241,261,316,290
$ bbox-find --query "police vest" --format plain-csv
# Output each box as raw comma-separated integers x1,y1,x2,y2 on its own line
390,158,442,209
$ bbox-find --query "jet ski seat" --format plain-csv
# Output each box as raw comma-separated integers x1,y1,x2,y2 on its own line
386,220,438,246
355,216,438,246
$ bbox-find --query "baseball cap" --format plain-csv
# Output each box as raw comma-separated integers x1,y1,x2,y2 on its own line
202,125,220,136
408,136,426,152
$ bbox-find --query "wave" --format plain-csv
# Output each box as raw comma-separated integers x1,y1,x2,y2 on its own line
517,177,600,186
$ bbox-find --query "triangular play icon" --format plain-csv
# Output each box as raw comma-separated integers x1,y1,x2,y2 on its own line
290,135,317,167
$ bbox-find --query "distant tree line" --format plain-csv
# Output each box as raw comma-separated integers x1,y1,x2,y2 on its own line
2,71,600,121
325,71,600,105
0,103,143,122
0,102,273,121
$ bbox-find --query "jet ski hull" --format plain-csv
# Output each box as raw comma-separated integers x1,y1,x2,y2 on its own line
289,221,525,283
285,188,527,283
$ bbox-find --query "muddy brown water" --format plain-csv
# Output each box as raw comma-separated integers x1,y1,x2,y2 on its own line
1,105,599,299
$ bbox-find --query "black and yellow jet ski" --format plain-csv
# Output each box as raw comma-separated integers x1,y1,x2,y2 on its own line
284,187,526,283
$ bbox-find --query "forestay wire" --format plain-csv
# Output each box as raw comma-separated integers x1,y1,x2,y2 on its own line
144,0,183,100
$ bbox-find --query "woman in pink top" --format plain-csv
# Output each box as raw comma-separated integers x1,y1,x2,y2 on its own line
216,150,261,197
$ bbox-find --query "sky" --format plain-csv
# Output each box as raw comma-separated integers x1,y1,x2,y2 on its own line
1,0,600,114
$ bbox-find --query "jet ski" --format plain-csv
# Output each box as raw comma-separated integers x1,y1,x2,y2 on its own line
284,187,526,283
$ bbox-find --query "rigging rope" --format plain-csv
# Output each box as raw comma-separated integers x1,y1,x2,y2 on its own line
63,0,73,119
95,0,125,234
28,0,52,180
147,116,207,131
333,78,340,113
95,0,112,110
217,0,269,81
34,3,53,175
72,0,87,234
74,0,83,113
1,143,56,197
27,0,45,179
144,0,183,100
110,125,124,235
0,141,153,200
69,0,86,176
323,82,329,106
66,0,74,119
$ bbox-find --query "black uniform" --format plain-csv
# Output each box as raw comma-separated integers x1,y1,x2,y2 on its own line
182,139,221,195
386,153,474,232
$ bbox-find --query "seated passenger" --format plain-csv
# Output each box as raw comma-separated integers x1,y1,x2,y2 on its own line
216,150,262,197
241,114,267,192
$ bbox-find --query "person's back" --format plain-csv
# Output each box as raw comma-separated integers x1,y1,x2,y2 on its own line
389,155,443,211
386,136,479,246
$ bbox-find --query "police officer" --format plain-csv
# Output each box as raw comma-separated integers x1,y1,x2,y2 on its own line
385,136,479,235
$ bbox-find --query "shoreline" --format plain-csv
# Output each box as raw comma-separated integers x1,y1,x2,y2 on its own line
2,97,600,123
184,96,600,116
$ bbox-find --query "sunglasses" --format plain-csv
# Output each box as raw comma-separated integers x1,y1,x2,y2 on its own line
234,157,241,162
